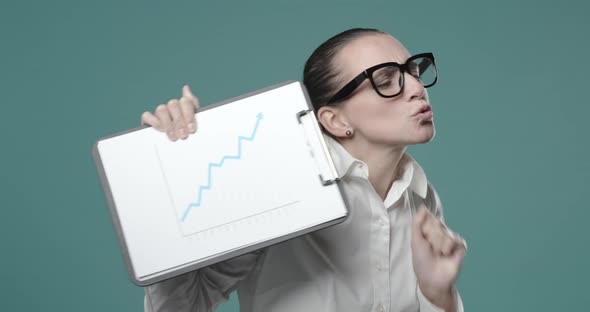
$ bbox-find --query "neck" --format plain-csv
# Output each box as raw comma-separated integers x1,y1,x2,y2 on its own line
340,138,407,201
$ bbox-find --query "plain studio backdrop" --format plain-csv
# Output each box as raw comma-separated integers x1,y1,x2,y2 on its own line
1,0,588,311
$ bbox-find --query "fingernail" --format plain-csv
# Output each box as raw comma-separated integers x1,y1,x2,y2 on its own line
188,123,196,132
178,128,185,137
167,131,176,141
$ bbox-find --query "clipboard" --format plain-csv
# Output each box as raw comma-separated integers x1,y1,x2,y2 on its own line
92,81,349,286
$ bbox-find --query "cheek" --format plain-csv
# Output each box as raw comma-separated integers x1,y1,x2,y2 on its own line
348,99,408,133
344,97,435,144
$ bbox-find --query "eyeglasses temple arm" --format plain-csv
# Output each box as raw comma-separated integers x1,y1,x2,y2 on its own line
418,60,430,74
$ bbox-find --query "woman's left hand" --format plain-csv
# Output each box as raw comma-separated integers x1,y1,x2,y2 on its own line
411,204,467,312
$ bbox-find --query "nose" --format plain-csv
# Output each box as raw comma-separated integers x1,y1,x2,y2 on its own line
403,72,425,101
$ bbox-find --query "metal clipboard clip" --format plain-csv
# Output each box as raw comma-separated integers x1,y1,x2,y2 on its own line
296,109,340,186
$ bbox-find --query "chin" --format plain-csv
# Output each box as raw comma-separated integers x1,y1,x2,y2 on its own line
416,121,436,143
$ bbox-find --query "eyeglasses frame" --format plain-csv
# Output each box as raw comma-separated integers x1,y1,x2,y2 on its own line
326,52,438,104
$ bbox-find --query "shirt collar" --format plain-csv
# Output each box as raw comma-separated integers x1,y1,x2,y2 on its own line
324,134,364,178
324,135,428,202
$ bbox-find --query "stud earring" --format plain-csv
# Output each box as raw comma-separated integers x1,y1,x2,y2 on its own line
345,130,352,137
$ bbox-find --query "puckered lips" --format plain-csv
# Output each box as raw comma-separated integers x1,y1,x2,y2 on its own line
413,103,433,121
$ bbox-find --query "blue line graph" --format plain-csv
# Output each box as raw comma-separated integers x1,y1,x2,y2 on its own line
181,112,263,222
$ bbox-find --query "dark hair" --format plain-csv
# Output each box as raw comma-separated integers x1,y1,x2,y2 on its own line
303,28,386,113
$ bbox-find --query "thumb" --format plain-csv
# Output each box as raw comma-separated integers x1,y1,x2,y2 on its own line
182,84,200,109
411,204,434,273
183,84,195,99
411,204,430,248
412,204,429,236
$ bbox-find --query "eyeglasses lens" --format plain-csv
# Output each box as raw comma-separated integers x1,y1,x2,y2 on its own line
411,57,436,88
371,57,437,96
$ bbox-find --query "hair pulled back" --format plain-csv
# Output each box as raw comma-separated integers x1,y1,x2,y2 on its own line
303,28,386,112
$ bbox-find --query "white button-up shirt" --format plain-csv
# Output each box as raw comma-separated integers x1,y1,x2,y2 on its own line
145,136,464,312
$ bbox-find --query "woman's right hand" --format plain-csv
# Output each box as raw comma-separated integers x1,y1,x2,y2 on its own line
140,85,200,141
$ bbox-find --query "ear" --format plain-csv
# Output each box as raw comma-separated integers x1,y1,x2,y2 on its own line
317,105,350,138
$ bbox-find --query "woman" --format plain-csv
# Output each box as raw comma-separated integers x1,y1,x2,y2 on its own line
140,28,467,312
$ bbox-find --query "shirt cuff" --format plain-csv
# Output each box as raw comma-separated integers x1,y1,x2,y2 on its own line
417,286,464,312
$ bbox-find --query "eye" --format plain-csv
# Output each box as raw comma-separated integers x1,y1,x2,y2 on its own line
372,66,400,90
376,80,392,87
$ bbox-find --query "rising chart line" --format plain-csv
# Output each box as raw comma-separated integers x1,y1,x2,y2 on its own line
181,112,263,222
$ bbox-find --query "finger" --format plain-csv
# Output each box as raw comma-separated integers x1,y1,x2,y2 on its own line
182,85,200,109
155,104,175,141
450,237,467,268
440,235,456,256
179,96,197,134
422,215,446,255
412,204,431,250
420,212,438,240
167,99,186,140
412,204,429,234
456,234,468,254
438,223,465,256
141,111,161,130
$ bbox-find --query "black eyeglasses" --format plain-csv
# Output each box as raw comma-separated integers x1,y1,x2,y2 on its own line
326,52,438,104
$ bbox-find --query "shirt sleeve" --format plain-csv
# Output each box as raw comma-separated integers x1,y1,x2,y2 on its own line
144,250,263,312
417,285,464,312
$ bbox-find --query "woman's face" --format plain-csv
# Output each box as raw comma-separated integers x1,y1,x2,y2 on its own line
330,34,435,147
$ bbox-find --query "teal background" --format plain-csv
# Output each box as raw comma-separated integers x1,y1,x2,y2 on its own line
1,0,588,310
